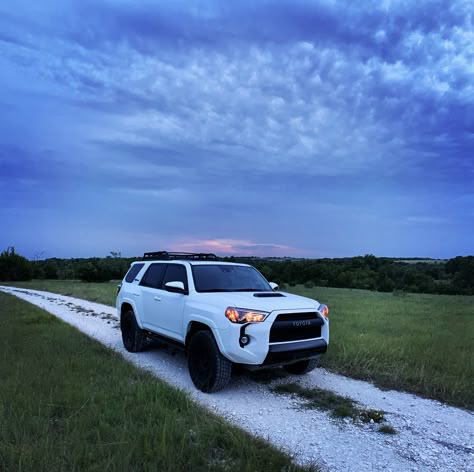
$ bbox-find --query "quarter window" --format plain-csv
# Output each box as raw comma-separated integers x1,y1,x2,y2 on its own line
125,263,144,283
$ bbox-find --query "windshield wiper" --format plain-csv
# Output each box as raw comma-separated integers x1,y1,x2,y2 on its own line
198,288,268,293
233,288,266,292
198,289,234,293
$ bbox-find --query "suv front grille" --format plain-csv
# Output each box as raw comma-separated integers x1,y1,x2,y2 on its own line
269,312,323,343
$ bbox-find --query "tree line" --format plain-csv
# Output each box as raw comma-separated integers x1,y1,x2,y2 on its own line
1,247,473,295
248,255,474,295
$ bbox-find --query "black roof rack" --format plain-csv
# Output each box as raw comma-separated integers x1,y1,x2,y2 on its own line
143,251,218,261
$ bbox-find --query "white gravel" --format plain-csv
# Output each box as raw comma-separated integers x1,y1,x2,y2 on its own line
2,286,473,472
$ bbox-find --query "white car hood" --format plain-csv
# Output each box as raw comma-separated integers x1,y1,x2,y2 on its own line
198,291,320,313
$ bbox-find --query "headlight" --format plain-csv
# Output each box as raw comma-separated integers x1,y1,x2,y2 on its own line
318,303,329,318
225,307,269,323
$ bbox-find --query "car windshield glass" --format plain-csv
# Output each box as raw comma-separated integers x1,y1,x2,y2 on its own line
192,265,271,293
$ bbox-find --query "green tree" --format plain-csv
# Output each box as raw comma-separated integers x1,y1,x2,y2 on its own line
447,256,474,291
0,247,33,281
77,260,112,283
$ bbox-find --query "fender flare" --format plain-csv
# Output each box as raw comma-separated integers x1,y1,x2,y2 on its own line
185,314,228,355
119,298,144,329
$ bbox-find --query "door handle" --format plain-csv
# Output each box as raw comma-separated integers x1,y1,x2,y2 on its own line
132,292,140,296
154,296,162,302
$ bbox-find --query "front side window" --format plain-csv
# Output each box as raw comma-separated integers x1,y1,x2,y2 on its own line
192,265,271,292
162,264,188,291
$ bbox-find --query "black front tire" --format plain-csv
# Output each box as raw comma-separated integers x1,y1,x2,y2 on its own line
121,310,145,353
187,331,232,393
284,357,319,375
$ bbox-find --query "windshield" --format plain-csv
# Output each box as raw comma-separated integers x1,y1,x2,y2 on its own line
192,264,272,293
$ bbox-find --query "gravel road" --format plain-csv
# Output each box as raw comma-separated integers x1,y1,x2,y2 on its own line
2,286,473,472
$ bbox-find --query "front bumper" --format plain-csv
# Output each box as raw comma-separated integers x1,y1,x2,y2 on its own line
264,338,327,366
215,308,329,366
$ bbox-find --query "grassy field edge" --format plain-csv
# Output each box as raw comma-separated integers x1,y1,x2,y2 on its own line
0,292,314,472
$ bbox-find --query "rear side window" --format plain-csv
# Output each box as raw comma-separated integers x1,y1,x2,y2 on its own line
162,264,188,291
125,263,144,283
140,263,167,289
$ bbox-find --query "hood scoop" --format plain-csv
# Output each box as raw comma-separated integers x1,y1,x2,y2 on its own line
253,292,286,298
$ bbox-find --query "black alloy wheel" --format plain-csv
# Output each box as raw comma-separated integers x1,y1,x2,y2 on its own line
187,330,232,393
121,310,145,353
284,357,319,375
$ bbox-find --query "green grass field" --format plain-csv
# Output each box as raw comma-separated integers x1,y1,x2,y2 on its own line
0,292,312,472
3,280,474,410
292,285,474,410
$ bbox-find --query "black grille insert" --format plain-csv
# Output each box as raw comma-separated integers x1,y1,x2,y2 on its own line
269,312,323,343
274,312,318,321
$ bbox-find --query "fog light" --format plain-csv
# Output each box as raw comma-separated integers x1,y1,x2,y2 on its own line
240,335,250,346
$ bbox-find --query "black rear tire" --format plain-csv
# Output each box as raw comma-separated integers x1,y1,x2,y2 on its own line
284,357,319,375
187,330,232,393
121,310,145,353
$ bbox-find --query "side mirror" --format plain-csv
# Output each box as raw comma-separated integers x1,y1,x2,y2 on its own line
164,281,186,294
269,282,279,291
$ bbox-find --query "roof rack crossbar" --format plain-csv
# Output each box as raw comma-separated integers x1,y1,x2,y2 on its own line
143,251,218,261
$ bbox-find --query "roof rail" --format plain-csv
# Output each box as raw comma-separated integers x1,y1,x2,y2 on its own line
143,251,218,261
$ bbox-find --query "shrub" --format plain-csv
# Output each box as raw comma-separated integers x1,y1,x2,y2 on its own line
0,247,33,281
377,274,395,292
77,261,112,283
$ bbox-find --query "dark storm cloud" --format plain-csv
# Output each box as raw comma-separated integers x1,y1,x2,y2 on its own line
0,0,472,258
64,0,469,60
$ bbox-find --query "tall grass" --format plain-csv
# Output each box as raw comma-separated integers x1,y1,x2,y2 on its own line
293,285,474,409
3,280,473,410
0,293,314,472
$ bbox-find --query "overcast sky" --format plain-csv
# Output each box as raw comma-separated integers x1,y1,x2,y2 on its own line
1,0,473,259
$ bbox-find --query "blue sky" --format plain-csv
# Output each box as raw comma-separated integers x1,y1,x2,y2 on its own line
0,0,473,259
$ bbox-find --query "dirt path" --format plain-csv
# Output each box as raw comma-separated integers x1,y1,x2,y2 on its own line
2,286,472,472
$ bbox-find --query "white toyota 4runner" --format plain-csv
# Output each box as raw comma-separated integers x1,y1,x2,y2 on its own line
117,252,329,392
